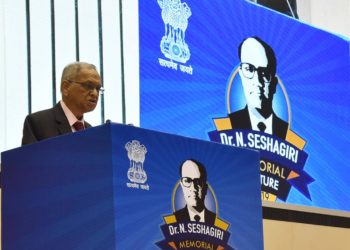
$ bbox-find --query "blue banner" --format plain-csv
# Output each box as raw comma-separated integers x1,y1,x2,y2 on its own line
139,0,350,211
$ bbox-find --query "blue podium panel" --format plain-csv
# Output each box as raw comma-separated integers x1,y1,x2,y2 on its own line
1,125,115,250
1,123,262,250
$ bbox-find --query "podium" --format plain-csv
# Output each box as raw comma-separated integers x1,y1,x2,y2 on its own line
1,123,263,249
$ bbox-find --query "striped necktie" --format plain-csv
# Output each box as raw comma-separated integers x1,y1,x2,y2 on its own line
73,121,85,131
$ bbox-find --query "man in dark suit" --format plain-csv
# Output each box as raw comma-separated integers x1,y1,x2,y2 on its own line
256,0,299,19
174,159,216,225
22,62,102,145
229,37,288,139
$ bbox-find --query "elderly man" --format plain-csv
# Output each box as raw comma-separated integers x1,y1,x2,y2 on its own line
174,159,216,225
229,37,288,139
22,62,102,145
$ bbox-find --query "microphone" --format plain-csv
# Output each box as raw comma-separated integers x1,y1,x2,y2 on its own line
105,119,134,126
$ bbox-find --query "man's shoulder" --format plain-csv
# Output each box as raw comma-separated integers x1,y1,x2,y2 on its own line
205,207,216,216
174,206,190,221
28,106,55,118
27,103,62,120
273,113,288,126
272,113,289,139
205,207,216,220
229,107,249,118
174,206,188,216
229,107,251,129
26,107,55,124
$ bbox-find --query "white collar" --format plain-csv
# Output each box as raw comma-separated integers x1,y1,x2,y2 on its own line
187,206,205,223
247,106,273,134
60,100,84,131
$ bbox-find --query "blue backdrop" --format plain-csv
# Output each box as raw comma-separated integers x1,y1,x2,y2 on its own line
140,0,350,212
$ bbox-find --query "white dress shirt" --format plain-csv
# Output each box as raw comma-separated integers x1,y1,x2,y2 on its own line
187,207,205,223
60,100,85,132
247,106,273,134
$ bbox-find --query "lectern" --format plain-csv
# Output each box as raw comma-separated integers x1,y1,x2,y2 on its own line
1,123,263,249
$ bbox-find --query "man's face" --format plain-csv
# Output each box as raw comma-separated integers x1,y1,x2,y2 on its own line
63,67,101,118
239,38,275,110
180,160,206,211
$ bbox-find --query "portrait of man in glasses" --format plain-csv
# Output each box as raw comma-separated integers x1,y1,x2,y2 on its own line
174,159,216,225
22,62,103,145
229,36,288,139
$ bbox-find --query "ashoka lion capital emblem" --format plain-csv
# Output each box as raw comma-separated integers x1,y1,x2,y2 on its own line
125,140,148,184
158,0,192,63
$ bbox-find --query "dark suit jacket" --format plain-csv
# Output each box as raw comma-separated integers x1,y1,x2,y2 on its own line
174,205,216,225
229,106,288,140
257,0,298,18
22,103,92,145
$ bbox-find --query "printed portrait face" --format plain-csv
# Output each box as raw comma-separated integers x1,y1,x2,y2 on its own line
180,160,206,210
239,38,275,110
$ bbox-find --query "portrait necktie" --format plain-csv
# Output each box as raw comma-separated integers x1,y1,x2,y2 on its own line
257,122,266,132
194,215,201,222
73,121,85,131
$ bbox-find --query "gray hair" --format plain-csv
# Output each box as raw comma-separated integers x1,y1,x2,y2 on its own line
60,62,97,91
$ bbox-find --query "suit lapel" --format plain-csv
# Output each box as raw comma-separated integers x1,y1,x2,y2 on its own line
53,103,72,135
84,121,92,129
272,113,285,139
183,206,191,221
242,106,253,129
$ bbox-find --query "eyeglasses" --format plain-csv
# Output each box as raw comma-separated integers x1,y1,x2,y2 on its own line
67,80,104,94
181,177,205,188
240,63,272,83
